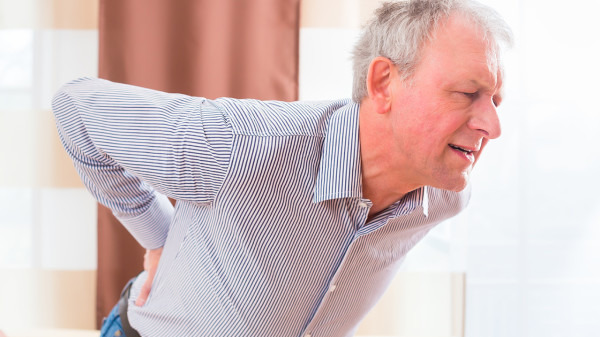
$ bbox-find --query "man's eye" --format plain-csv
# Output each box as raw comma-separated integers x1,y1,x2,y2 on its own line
462,91,478,99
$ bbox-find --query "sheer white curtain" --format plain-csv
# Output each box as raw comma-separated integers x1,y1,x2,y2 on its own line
0,0,99,330
463,1,600,336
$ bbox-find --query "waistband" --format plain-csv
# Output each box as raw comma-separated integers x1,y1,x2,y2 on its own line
118,277,142,337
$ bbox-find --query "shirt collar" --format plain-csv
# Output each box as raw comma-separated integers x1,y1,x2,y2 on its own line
311,100,430,218
397,185,429,217
312,101,362,203
422,186,429,217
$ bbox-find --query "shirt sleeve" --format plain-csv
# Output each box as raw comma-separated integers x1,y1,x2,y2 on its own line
52,77,233,249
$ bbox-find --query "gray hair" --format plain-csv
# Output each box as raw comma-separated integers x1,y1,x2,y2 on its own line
351,0,513,102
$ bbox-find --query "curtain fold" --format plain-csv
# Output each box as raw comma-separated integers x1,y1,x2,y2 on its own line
97,0,299,327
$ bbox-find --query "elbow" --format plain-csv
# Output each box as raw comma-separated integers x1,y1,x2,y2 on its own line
51,77,94,121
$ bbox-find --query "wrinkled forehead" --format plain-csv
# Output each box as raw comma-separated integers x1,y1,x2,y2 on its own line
425,14,506,94
457,13,506,83
485,36,505,72
436,12,505,67
488,43,508,93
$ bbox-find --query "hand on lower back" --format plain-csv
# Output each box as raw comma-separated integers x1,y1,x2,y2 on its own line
135,247,163,306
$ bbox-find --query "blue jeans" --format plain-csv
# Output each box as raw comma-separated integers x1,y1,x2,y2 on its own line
100,301,126,337
100,276,138,337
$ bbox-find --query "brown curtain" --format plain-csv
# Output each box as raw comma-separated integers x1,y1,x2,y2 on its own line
97,0,300,327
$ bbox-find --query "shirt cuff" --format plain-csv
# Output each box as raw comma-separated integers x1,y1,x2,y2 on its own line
114,193,174,249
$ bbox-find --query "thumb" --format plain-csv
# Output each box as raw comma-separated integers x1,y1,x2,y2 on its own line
135,277,153,306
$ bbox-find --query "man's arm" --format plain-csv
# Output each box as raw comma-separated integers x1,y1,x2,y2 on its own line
52,77,232,249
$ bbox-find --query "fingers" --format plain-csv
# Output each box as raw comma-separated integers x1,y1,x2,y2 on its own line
143,249,150,271
135,247,163,307
135,277,152,306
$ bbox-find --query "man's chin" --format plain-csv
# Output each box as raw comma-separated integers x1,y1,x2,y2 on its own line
432,173,470,192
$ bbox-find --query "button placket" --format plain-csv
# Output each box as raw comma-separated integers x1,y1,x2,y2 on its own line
300,236,361,337
355,198,373,232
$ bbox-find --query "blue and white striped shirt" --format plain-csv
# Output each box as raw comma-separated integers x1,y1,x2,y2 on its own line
52,77,469,337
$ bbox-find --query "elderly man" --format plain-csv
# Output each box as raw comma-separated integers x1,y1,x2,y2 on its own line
52,0,512,336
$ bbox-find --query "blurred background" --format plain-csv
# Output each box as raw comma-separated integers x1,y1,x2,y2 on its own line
1,0,599,336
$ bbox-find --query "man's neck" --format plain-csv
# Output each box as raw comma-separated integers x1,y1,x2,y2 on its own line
358,101,423,216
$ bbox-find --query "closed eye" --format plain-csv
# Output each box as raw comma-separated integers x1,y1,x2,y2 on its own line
462,91,478,99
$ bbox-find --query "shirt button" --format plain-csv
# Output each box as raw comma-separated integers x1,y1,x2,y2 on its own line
329,284,336,292
305,334,311,337
358,201,368,208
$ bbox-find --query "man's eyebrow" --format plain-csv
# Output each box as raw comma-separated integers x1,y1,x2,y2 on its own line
469,78,499,91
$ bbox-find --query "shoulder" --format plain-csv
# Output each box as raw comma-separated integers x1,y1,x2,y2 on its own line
214,98,351,137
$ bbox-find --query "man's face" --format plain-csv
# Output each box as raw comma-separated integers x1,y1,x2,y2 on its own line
388,14,503,192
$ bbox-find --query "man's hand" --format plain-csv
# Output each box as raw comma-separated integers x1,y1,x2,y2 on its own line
135,247,163,306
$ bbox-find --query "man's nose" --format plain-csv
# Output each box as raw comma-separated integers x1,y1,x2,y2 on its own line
467,98,502,139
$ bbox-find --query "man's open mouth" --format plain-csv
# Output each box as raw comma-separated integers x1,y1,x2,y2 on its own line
449,144,473,154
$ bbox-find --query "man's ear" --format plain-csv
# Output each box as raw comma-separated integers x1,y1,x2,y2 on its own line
366,57,396,115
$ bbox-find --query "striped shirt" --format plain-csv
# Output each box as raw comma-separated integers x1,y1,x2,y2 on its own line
52,77,470,337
